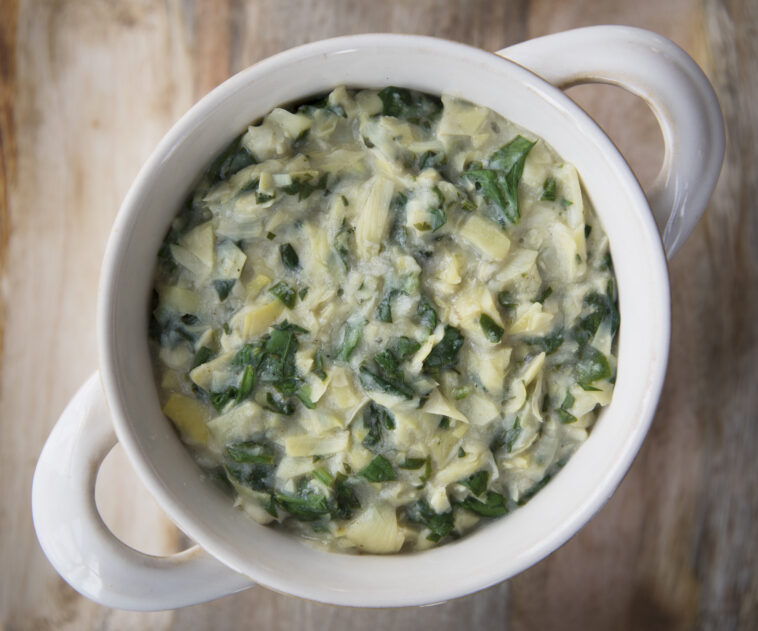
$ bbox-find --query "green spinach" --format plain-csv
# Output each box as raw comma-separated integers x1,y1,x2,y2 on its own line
377,87,443,130
406,499,454,542
459,491,509,517
269,281,297,309
459,471,489,497
423,325,464,372
358,455,397,482
464,135,536,226
280,243,300,270
479,313,504,343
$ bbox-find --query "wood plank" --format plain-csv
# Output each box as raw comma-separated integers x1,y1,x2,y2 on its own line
1,1,190,628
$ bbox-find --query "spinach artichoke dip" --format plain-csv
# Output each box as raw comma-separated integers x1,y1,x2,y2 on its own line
150,86,619,553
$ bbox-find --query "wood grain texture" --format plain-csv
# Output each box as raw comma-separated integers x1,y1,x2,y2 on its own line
1,0,756,629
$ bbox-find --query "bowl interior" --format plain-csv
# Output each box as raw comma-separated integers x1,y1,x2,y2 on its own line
98,34,670,606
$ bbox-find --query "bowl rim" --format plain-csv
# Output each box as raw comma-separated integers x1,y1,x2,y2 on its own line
97,32,670,606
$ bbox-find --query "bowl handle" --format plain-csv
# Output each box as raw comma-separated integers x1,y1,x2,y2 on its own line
31,372,254,611
498,25,724,259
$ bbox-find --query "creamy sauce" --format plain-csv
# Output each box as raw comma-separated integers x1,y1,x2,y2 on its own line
150,86,619,553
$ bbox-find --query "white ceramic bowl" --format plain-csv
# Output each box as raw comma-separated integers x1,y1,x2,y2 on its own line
32,27,723,610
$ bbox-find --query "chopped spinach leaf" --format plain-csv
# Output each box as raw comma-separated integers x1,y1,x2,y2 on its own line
208,134,255,182
479,313,504,343
459,491,509,517
524,328,564,355
490,416,522,454
497,290,518,315
420,457,432,484
459,470,489,497
269,281,297,309
406,499,454,542
429,203,447,232
398,457,426,470
606,280,620,336
391,336,420,360
331,473,361,520
572,287,619,346
368,346,415,396
464,135,536,226
312,349,327,380
358,363,414,399
295,94,346,118
157,242,176,274
389,193,409,247
179,314,199,327
265,392,295,415
375,289,398,323
576,345,611,389
574,292,609,344
541,176,557,201
280,173,328,200
601,251,614,272
275,490,329,521
336,319,364,361
358,455,397,482
233,343,256,368
191,346,213,369
152,309,200,348
262,495,278,518
333,219,354,270
219,321,308,414
417,150,446,171
265,325,295,357
453,386,469,400
361,402,396,448
505,417,521,453
377,87,443,130
312,468,333,486
295,385,316,409
423,325,464,372
535,286,553,303
463,170,504,217
213,279,236,301
373,349,401,380
556,392,577,424
224,460,273,492
225,440,275,465
210,386,237,412
235,365,255,403
416,297,438,334
280,243,300,270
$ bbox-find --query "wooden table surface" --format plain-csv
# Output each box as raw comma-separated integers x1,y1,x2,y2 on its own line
2,0,756,629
